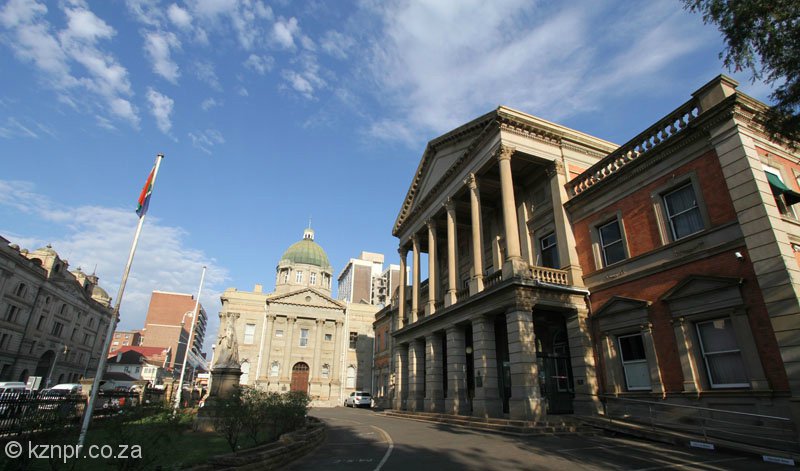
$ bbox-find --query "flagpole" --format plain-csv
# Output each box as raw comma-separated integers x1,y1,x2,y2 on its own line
174,265,206,411
78,153,164,448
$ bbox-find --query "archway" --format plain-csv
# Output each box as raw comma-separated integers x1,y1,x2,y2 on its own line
35,350,55,378
290,362,309,392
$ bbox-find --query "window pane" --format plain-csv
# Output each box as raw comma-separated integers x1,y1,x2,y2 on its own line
664,184,703,239
244,323,255,344
603,241,626,265
619,335,646,361
599,220,621,244
697,318,738,352
623,361,651,390
671,211,704,239
540,233,559,268
706,352,748,385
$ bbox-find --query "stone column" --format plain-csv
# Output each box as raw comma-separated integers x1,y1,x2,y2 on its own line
445,326,469,415
311,319,325,382
496,145,523,278
397,246,408,328
258,314,276,382
600,333,621,394
641,323,664,395
672,316,702,393
445,198,458,307
466,173,484,294
427,220,438,315
567,307,601,416
471,316,502,418
393,343,408,410
411,235,421,323
331,320,343,386
548,159,583,285
424,334,444,412
506,306,543,421
281,317,297,382
408,339,426,411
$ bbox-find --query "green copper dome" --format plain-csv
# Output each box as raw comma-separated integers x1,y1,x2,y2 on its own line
280,228,331,269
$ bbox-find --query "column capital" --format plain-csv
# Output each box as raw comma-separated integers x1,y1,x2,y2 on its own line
465,172,479,190
316,318,325,325
546,159,565,178
495,144,515,162
266,313,277,321
398,246,409,258
426,219,437,231
411,233,420,244
335,320,344,327
287,316,297,324
443,197,456,212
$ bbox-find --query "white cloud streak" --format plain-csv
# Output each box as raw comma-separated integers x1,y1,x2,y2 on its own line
188,128,225,154
144,31,181,83
146,88,174,135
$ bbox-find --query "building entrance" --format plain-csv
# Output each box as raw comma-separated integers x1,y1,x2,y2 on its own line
534,311,574,414
290,362,310,392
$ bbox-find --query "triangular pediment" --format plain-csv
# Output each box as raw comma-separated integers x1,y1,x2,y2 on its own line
662,276,742,302
594,296,650,319
267,288,344,310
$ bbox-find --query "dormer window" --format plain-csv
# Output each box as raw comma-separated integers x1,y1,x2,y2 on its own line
310,273,317,285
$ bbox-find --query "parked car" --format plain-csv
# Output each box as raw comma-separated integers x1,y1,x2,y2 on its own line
0,384,30,418
344,391,371,408
0,382,26,395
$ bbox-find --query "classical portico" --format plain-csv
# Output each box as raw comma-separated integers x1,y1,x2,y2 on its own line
390,107,616,420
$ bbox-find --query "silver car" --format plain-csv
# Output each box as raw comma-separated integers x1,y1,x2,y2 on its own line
344,391,371,408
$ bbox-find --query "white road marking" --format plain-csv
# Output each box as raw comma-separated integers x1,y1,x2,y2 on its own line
372,425,394,471
630,457,748,471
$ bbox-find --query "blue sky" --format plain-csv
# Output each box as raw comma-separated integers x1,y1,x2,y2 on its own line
0,0,776,353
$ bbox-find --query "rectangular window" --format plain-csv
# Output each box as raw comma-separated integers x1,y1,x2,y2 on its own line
71,328,77,341
324,333,332,342
244,323,256,344
349,331,358,349
617,334,651,391
299,328,309,347
36,316,45,330
281,271,289,283
663,183,703,240
5,305,20,323
764,166,796,218
0,333,10,350
696,318,749,388
310,273,317,285
51,322,64,337
599,219,626,266
295,271,303,283
539,233,559,268
275,329,284,338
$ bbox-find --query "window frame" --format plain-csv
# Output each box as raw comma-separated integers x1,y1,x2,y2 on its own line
299,328,309,347
695,318,749,389
651,173,710,245
590,211,629,269
617,333,652,391
539,232,559,269
243,323,256,345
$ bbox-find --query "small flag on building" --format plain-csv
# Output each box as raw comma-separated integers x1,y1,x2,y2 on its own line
136,165,155,217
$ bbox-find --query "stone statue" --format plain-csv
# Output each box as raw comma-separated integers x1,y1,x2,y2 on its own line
213,313,240,369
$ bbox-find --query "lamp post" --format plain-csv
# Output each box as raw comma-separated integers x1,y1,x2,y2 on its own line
174,266,206,410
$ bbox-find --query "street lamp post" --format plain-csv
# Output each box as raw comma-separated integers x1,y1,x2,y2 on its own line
174,266,206,410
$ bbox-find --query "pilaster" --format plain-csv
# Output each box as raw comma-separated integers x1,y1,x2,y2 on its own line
408,339,426,411
445,325,469,415
424,334,444,412
506,307,543,421
471,316,502,418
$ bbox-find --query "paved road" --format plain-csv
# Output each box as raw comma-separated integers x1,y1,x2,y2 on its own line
288,407,785,471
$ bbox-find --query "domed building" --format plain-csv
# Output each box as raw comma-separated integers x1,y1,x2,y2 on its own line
217,228,375,406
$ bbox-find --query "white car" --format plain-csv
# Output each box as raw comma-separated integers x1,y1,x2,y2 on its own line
344,391,371,408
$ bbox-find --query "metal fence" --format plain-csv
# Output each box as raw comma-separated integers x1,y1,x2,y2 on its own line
594,394,799,453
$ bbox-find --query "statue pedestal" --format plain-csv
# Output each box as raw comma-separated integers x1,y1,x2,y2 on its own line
194,367,242,432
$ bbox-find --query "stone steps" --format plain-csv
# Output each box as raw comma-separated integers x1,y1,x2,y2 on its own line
382,410,598,436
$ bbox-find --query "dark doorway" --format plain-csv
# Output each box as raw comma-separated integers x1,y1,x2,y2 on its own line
35,350,55,379
494,315,511,414
533,311,574,414
464,324,474,413
290,362,310,392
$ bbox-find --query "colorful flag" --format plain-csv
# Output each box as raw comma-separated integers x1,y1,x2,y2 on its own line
136,166,155,217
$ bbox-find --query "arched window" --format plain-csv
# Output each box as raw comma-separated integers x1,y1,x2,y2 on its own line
270,361,279,377
15,283,27,298
60,304,68,316
240,361,250,385
346,366,356,388
281,270,289,284
321,364,330,378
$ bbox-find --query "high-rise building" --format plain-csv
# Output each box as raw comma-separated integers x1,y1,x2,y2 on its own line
108,330,141,356
337,252,405,307
139,291,207,371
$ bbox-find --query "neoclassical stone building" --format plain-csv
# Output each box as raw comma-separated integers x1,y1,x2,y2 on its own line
388,75,800,432
0,237,114,387
217,228,374,406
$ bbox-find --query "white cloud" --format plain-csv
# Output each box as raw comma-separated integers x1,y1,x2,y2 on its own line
0,0,139,127
321,30,354,59
237,86,249,96
200,97,220,110
146,88,174,135
272,16,298,49
167,3,193,30
124,0,164,27
190,0,273,50
144,31,181,83
188,128,225,154
0,117,39,139
281,53,325,99
0,179,229,353
243,54,273,75
194,60,221,89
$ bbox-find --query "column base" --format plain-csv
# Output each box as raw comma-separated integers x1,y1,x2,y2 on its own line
468,277,484,296
424,396,444,413
408,395,425,412
472,397,503,418
445,291,457,307
502,258,528,280
509,396,544,422
445,396,470,415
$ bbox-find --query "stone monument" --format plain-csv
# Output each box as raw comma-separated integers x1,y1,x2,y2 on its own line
195,313,242,432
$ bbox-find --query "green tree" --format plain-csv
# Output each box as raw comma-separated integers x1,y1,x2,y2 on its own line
683,0,800,146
